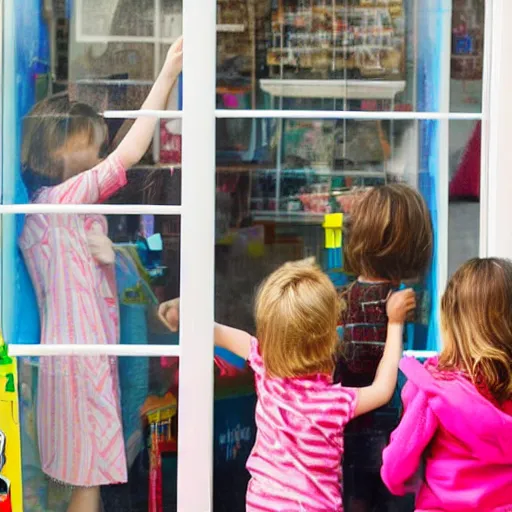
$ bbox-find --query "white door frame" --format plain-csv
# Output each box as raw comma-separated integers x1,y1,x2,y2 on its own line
0,0,500,510
480,0,512,259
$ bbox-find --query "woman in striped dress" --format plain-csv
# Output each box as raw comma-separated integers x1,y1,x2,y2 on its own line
18,38,183,512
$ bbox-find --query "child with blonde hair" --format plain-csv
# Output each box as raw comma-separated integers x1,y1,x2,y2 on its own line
382,258,512,511
161,259,415,510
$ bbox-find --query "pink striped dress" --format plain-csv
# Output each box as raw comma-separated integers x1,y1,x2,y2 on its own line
19,154,128,486
246,337,357,511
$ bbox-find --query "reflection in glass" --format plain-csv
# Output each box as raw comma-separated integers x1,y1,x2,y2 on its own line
214,118,482,347
215,1,484,113
18,354,256,511
448,120,481,276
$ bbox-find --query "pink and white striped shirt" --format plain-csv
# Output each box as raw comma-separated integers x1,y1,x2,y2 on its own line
19,154,128,486
246,337,357,511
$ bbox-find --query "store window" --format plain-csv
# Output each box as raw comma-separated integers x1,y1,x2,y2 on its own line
0,0,484,511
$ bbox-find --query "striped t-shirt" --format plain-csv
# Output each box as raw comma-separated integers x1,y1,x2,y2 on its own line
246,337,357,511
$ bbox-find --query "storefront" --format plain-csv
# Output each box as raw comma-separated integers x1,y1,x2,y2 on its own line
0,0,507,510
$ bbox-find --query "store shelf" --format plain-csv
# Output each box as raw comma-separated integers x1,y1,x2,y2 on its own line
76,25,244,44
77,35,178,44
253,168,386,178
260,79,406,100
75,78,154,86
216,84,253,95
252,210,325,224
216,163,270,173
217,24,246,33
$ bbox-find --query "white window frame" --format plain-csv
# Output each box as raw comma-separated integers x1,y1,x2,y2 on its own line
479,0,512,260
1,0,500,510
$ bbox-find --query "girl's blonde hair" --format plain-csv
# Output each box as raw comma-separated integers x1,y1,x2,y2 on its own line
344,184,433,282
255,259,339,378
21,95,107,193
439,257,512,403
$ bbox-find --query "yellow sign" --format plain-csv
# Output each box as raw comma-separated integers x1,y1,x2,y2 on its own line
0,354,23,512
323,213,343,249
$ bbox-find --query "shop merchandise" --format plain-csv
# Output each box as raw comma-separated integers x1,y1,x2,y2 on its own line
0,338,22,512
267,0,405,79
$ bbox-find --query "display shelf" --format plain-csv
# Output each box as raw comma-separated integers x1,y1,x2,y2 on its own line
217,24,246,33
76,25,244,44
260,79,406,100
252,210,325,224
253,168,386,178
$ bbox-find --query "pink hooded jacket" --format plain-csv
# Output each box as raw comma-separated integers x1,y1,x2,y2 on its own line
381,357,512,512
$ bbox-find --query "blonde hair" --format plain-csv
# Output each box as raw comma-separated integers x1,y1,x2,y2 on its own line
21,95,107,191
254,259,339,378
439,258,512,403
344,184,433,282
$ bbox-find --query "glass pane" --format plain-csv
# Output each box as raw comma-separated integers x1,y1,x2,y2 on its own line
448,0,483,275
448,119,481,276
3,355,256,511
215,0,484,112
78,0,155,38
216,117,441,347
4,214,180,348
213,116,479,510
5,109,182,206
17,356,179,511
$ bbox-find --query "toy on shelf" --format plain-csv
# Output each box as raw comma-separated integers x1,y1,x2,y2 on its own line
323,213,347,287
267,0,406,79
0,335,21,512
141,394,178,512
136,233,168,283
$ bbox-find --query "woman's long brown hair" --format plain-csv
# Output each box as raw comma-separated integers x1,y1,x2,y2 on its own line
439,258,512,403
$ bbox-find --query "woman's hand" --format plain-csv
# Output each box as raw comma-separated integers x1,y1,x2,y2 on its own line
161,36,183,80
158,298,180,332
112,36,183,170
387,289,416,324
86,222,115,265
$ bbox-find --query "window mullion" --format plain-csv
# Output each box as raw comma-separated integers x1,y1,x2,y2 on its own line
177,0,217,509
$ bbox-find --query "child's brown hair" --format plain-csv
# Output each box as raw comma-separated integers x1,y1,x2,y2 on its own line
254,259,339,378
439,257,512,403
344,183,433,282
21,95,107,194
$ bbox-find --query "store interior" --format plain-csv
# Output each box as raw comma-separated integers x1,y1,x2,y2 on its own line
0,0,484,510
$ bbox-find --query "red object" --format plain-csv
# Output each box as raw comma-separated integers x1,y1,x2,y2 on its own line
148,436,177,512
0,495,11,512
449,121,481,199
160,121,182,164
161,355,250,394
0,476,11,512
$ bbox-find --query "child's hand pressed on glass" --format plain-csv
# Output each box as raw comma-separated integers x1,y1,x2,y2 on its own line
158,298,180,332
387,288,416,324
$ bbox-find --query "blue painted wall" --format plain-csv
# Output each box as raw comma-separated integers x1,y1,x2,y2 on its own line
416,1,451,351
2,0,49,344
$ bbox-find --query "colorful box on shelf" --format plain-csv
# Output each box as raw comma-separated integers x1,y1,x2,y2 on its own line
323,213,343,250
136,234,164,271
323,213,345,284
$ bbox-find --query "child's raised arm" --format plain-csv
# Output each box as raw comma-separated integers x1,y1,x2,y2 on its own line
112,37,183,170
353,289,415,417
158,298,251,360
214,323,251,360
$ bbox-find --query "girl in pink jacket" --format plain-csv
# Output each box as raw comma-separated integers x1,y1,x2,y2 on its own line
381,257,512,511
